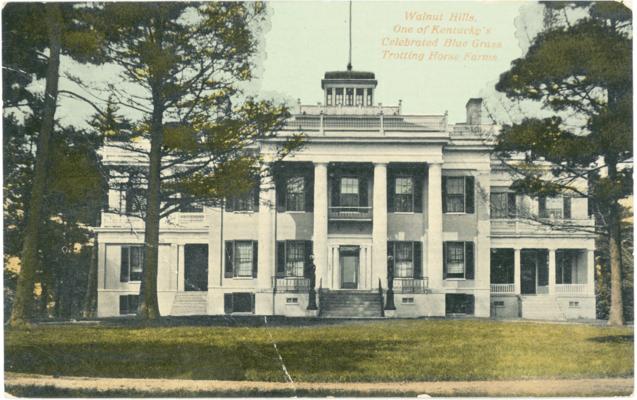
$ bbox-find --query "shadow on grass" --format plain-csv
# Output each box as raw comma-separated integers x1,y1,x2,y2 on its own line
5,337,412,381
587,335,634,344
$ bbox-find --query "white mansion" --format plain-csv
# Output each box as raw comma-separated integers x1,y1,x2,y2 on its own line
96,67,596,320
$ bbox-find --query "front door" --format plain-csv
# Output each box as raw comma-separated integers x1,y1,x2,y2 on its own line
340,246,359,289
184,244,208,291
521,251,536,295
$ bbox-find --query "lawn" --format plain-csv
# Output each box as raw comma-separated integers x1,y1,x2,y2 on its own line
4,319,634,382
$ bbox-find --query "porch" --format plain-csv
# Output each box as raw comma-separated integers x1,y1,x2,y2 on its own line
490,248,595,297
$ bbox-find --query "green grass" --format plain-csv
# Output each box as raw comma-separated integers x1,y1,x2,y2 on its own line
4,319,634,382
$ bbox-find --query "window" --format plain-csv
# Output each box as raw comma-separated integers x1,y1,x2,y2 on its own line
346,88,354,106
125,188,146,215
224,240,258,278
340,177,359,207
490,248,514,284
286,297,299,304
443,176,474,214
556,250,576,284
224,292,255,314
443,241,475,279
276,240,313,277
119,295,139,315
285,177,305,211
180,201,203,213
326,88,333,106
445,177,465,212
490,192,516,219
227,188,257,212
402,297,415,304
335,88,343,105
355,88,364,106
569,301,580,308
120,246,144,282
388,241,422,278
493,300,505,307
445,293,475,315
394,176,414,212
366,90,373,106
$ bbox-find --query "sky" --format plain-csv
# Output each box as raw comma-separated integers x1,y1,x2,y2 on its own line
56,1,544,128
254,1,540,124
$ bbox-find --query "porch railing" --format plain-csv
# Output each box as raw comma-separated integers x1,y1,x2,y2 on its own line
393,277,429,294
328,206,373,221
556,283,588,295
536,285,549,295
273,276,310,293
490,283,515,293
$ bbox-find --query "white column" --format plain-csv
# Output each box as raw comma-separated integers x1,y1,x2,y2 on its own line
313,162,329,287
427,163,443,290
208,206,223,288
548,249,556,295
177,245,185,291
372,163,388,288
587,249,595,295
514,248,521,295
257,169,276,289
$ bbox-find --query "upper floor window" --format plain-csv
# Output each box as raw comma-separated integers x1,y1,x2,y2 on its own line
366,90,373,106
340,177,359,206
335,88,343,106
442,176,475,214
346,88,354,106
224,240,258,278
539,196,571,219
490,192,516,219
326,88,333,106
125,187,146,215
227,188,258,212
394,176,414,212
286,177,305,211
443,241,475,280
355,88,364,106
120,245,144,282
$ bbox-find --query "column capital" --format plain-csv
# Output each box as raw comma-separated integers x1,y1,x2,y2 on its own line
373,162,388,167
313,161,329,167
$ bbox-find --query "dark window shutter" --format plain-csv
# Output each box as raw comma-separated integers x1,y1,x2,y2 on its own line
129,295,139,312
538,196,547,218
387,241,395,277
443,242,448,280
563,196,571,219
224,241,234,278
465,176,475,214
387,175,395,213
466,295,475,315
120,247,129,282
442,176,448,213
465,241,475,280
225,197,234,212
253,184,260,211
538,250,549,286
359,176,368,207
276,241,286,277
305,173,314,212
331,176,340,207
413,241,422,278
413,175,423,213
252,241,258,278
508,193,517,218
251,293,256,313
224,293,233,314
305,240,313,265
276,176,286,212
119,295,128,314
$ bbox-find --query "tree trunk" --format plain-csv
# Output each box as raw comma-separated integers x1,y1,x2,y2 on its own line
82,236,98,318
607,160,624,326
9,4,62,328
137,90,163,320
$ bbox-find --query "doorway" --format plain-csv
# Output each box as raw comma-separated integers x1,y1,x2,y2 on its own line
339,246,359,289
184,244,208,291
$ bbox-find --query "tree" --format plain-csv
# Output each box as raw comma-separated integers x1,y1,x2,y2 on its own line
493,2,632,325
3,3,105,326
80,3,298,320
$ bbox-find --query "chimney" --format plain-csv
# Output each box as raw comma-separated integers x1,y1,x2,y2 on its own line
465,98,482,125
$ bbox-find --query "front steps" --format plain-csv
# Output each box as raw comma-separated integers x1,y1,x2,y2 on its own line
170,292,208,316
319,290,383,318
521,295,566,321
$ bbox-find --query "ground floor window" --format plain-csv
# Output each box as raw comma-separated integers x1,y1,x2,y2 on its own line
120,245,144,282
119,295,139,315
276,240,313,277
224,240,258,278
443,241,474,280
387,241,422,278
224,292,255,314
490,248,514,284
445,293,474,315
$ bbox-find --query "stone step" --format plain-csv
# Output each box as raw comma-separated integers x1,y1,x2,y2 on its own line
319,290,383,318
